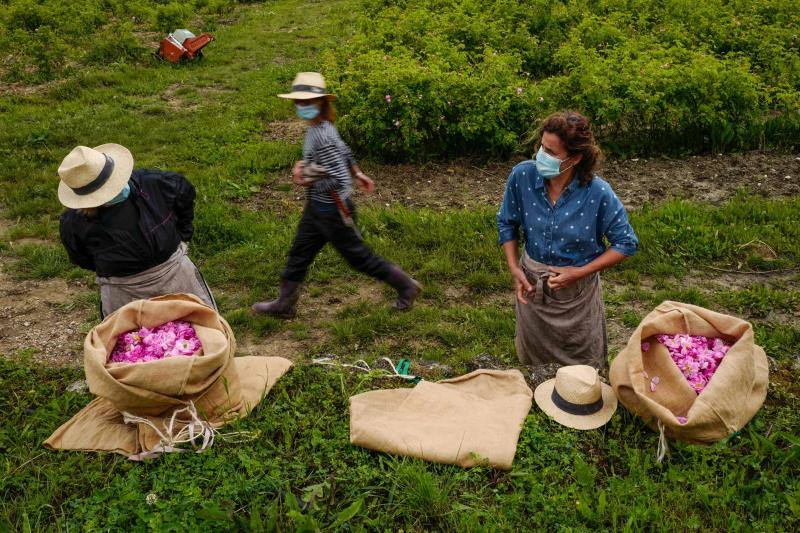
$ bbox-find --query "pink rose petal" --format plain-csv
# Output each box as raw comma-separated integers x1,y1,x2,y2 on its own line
656,334,730,394
110,320,201,364
676,416,688,425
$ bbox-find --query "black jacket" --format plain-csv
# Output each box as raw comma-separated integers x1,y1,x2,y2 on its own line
60,168,196,277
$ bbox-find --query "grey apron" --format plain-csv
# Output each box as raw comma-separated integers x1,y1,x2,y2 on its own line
97,242,216,318
514,253,607,370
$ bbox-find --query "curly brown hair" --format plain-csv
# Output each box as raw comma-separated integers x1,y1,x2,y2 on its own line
536,111,603,186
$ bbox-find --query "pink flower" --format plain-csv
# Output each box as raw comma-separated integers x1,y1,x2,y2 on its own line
110,320,201,364
641,342,650,352
656,334,730,394
385,94,392,103
676,416,688,425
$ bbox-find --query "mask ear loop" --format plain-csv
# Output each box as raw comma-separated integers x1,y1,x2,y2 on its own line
555,158,578,176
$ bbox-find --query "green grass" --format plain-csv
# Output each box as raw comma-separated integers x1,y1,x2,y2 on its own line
1,356,798,530
1,0,799,530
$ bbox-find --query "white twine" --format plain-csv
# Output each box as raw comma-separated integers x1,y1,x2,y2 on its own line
312,356,419,381
656,419,668,463
122,401,257,461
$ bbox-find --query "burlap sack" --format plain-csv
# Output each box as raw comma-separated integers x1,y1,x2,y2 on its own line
44,293,292,456
350,369,533,470
610,301,768,444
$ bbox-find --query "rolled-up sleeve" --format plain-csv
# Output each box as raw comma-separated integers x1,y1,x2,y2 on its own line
497,171,522,245
599,190,638,256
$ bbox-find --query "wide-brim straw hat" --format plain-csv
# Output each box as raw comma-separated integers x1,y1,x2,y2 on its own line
534,365,617,430
278,72,335,100
57,144,134,209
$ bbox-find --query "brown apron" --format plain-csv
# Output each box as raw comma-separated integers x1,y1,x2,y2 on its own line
97,242,216,317
515,253,607,370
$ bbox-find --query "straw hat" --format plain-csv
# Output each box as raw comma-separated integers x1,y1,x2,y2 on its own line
57,144,134,209
534,365,617,430
278,72,335,100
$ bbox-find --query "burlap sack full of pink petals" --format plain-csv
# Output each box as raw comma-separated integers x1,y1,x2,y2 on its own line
610,301,768,444
44,294,292,458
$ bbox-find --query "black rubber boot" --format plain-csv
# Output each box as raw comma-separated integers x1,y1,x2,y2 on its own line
384,265,422,311
251,279,302,318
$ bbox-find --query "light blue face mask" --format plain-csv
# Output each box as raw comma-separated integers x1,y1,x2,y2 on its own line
535,146,575,179
296,103,320,121
105,183,131,206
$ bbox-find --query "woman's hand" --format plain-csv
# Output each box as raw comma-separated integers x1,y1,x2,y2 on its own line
354,171,375,193
292,161,311,187
511,266,534,304
547,266,587,291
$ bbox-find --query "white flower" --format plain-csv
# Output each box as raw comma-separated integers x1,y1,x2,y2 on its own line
146,493,157,506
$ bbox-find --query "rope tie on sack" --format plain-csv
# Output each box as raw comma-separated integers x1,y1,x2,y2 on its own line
122,401,258,461
656,419,668,463
312,356,419,381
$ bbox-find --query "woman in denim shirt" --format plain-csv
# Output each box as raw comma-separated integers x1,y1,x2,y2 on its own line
497,111,638,369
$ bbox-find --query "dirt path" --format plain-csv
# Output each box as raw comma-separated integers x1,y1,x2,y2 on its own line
0,266,92,367
248,147,800,211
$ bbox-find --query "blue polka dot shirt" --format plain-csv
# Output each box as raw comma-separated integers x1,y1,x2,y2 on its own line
496,161,639,266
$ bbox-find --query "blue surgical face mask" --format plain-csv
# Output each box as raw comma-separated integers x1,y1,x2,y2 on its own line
296,103,320,121
105,182,131,206
535,146,574,179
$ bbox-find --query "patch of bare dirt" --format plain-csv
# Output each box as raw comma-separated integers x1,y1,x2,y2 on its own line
263,119,306,143
237,331,310,360
0,268,93,367
683,267,799,291
245,151,800,212
770,355,800,397
0,78,65,98
604,152,800,208
161,82,236,111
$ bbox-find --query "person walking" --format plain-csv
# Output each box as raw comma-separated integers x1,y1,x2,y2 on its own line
497,111,638,370
252,72,420,317
57,143,216,318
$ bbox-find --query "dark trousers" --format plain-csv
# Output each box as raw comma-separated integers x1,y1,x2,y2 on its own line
282,200,393,282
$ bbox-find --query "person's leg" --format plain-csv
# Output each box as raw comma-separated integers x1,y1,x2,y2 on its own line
252,206,327,317
325,202,421,310
282,206,328,283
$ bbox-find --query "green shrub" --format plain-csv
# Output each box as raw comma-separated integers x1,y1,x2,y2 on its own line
153,2,193,33
327,0,800,160
27,27,69,81
4,0,54,31
84,23,147,65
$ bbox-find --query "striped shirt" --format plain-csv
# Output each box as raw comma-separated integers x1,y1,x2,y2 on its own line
302,120,355,204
